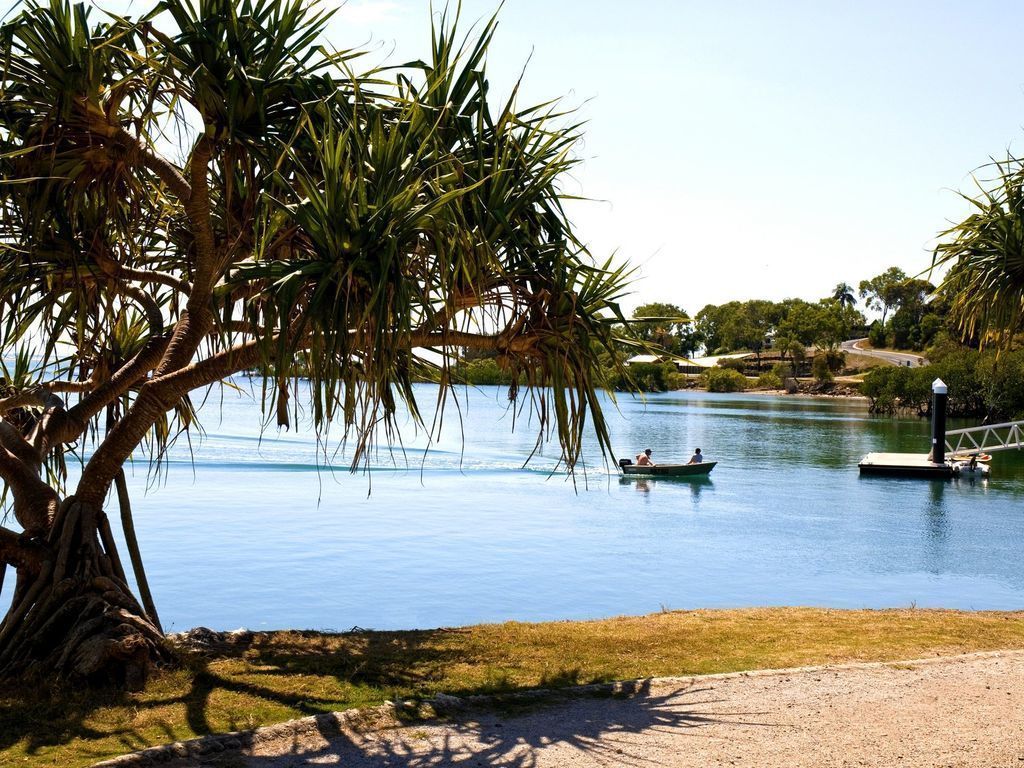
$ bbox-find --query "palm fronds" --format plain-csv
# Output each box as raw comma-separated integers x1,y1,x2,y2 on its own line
0,0,638,481
934,156,1024,347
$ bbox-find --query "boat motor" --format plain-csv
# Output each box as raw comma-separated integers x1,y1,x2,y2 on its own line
618,458,633,468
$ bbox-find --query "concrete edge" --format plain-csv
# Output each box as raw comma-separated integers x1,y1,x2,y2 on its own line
90,648,1024,767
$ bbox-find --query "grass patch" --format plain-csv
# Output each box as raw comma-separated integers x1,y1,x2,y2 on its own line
3,607,1024,766
843,351,895,372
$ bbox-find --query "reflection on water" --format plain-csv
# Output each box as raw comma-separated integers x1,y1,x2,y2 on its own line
631,478,651,495
620,475,713,501
3,385,1023,630
923,481,948,573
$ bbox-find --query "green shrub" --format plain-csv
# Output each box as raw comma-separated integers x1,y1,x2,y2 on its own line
665,372,688,390
919,313,944,348
978,349,1024,419
616,362,676,392
868,322,888,349
823,347,846,373
459,358,516,386
925,333,960,363
703,367,748,392
862,365,929,413
717,357,748,372
771,361,792,379
755,371,783,389
862,353,993,415
935,349,985,416
812,355,834,383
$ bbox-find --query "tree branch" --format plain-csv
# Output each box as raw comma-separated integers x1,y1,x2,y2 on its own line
0,389,47,416
0,434,54,567
0,421,41,472
185,136,218,296
0,526,45,576
43,334,171,448
0,443,57,534
0,442,31,487
154,326,534,398
152,337,266,394
153,137,220,378
121,284,165,337
44,380,94,394
94,248,191,295
109,125,193,204
412,287,505,337
29,391,69,456
76,323,289,505
75,384,177,506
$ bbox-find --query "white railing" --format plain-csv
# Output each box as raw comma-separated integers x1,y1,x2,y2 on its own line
945,420,1024,454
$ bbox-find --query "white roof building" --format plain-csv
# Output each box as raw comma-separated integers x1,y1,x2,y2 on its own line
624,354,671,366
686,352,755,368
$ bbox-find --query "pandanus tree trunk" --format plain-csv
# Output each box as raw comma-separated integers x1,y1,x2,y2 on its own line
0,495,167,690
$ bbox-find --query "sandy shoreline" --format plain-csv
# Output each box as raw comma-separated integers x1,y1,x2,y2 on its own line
666,386,869,401
111,650,1024,767
736,387,868,400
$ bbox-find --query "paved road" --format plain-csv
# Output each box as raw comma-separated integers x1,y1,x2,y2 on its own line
842,337,927,367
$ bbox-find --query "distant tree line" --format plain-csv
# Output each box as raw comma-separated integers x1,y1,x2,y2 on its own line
336,262,962,392
627,263,958,363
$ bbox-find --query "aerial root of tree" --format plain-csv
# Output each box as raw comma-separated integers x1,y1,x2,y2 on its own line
0,499,168,690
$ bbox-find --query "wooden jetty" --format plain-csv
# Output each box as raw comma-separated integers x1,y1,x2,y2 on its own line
858,453,953,478
858,378,954,479
857,378,1016,479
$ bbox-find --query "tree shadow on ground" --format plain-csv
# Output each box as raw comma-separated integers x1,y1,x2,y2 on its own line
229,680,780,768
0,627,775,765
0,627,451,760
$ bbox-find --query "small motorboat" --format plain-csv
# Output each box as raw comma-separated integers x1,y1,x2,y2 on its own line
951,459,990,478
618,458,716,477
950,452,992,462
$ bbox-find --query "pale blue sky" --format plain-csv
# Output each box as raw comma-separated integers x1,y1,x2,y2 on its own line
328,1,1024,314
23,0,1024,314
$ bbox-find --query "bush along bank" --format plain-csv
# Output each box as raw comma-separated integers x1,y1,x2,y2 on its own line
862,346,1024,418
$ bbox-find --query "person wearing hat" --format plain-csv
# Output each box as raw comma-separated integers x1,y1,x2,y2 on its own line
636,448,655,466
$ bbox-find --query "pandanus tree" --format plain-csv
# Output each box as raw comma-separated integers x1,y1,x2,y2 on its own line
0,0,633,688
933,156,1024,347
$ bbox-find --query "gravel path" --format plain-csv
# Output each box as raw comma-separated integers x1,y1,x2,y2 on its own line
153,652,1024,767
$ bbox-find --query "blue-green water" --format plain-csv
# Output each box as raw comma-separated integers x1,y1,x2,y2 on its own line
4,384,1024,631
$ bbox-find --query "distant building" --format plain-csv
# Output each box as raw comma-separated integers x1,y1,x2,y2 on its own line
625,352,757,375
624,353,699,373
686,352,755,369
624,354,671,366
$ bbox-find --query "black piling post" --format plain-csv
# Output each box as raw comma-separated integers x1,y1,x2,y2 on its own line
929,378,947,463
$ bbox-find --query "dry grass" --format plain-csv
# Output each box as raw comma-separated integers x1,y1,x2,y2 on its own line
842,351,894,372
3,607,1024,767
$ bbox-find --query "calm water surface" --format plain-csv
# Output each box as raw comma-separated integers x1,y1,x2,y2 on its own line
5,383,1024,630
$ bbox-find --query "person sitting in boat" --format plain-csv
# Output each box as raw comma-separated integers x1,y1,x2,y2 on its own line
687,448,703,464
636,448,655,466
